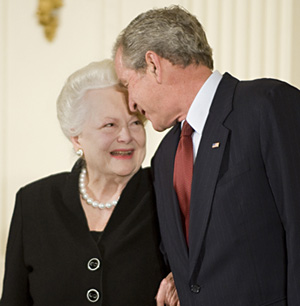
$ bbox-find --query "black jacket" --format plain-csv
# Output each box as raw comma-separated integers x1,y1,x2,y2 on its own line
1,163,167,305
152,74,300,306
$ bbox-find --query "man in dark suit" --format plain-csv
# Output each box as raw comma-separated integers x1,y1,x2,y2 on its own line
113,5,300,306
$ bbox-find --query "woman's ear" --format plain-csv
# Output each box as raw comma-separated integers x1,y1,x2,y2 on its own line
145,51,162,83
70,136,80,151
71,136,84,158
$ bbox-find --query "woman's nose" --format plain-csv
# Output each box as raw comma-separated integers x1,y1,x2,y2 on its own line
118,126,132,143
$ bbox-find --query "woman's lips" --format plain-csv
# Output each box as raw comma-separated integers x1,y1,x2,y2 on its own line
110,149,134,159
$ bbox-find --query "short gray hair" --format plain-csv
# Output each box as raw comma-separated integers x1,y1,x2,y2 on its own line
57,59,119,139
113,5,213,71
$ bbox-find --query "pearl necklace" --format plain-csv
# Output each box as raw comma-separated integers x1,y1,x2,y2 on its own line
79,168,119,209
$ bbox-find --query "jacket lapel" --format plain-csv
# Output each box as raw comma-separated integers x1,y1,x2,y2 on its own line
62,162,94,236
156,123,190,258
188,73,239,279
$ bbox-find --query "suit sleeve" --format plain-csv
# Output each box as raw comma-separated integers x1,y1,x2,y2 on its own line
260,82,300,305
0,190,32,305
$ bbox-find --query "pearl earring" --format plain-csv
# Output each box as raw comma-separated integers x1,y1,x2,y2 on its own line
76,148,83,158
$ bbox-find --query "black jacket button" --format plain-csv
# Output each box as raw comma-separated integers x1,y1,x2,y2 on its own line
87,289,100,302
190,284,201,293
87,258,101,271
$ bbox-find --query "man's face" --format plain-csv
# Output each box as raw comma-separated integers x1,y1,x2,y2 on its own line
114,48,177,131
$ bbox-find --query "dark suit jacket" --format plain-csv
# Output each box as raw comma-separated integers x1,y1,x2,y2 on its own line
0,164,167,306
152,73,300,306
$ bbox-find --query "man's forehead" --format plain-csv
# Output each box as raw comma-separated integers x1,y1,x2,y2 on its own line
114,50,127,77
116,69,128,85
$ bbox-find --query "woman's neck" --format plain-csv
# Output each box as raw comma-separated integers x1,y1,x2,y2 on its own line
84,169,134,203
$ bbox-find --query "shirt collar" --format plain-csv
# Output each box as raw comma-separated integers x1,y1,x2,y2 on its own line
186,70,223,135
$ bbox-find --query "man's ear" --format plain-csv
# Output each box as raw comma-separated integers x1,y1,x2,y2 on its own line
145,51,162,83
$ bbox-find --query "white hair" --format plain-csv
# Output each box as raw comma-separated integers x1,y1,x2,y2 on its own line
57,59,119,139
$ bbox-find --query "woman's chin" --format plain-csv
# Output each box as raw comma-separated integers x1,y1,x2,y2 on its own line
113,166,139,178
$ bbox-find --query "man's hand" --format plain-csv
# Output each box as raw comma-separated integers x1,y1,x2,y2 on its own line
156,272,180,306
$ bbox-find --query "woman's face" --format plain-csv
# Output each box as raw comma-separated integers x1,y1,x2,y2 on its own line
72,87,146,179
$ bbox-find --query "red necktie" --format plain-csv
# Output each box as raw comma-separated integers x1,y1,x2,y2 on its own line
173,121,194,244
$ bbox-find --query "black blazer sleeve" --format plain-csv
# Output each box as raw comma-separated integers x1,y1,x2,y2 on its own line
257,81,300,304
1,191,32,305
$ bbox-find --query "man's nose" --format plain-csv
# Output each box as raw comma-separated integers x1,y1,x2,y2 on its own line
128,95,137,112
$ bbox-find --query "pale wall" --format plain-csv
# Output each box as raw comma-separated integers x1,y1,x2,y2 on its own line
1,0,299,295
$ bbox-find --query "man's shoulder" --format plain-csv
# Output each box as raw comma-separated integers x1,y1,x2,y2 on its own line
235,75,299,95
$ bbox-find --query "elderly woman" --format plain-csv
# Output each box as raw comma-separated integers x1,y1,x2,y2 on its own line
0,60,178,306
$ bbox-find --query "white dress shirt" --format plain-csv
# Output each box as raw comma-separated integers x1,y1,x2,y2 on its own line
184,70,223,161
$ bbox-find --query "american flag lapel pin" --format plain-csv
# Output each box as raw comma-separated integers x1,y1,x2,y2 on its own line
212,142,220,149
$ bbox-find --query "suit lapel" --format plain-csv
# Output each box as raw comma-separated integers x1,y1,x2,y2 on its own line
188,73,239,279
62,164,94,237
156,123,190,258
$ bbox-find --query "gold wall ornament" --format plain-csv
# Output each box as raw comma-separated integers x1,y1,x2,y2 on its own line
36,0,63,41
